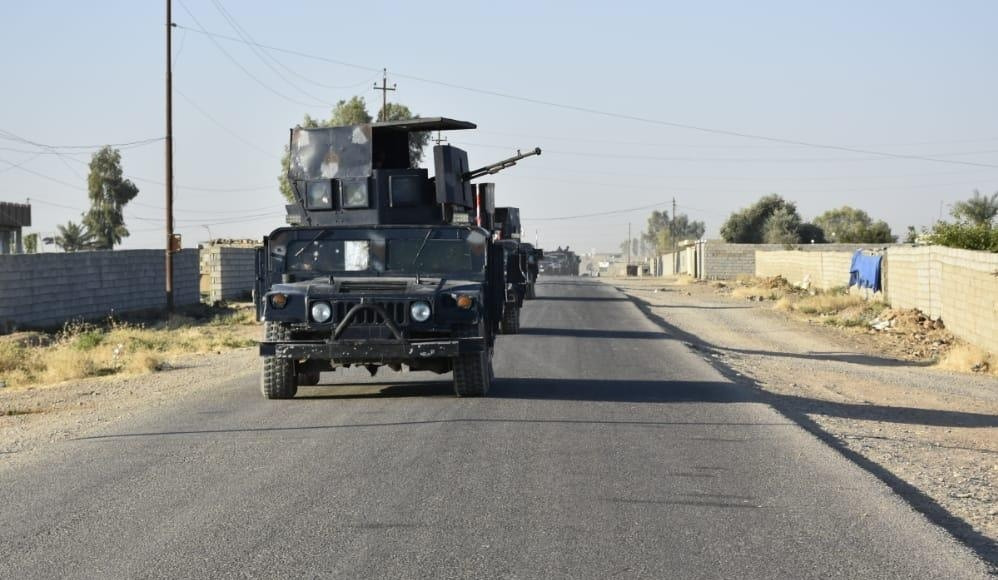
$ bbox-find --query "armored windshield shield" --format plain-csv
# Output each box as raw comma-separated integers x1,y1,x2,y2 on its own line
289,125,373,180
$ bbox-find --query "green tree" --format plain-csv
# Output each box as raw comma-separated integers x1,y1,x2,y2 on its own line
797,222,827,244
951,190,998,226
720,194,798,243
763,206,802,244
813,206,896,243
82,146,139,250
641,210,706,253
22,233,38,254
928,221,998,252
47,221,93,252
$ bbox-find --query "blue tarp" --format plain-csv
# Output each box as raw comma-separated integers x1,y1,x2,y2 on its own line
849,251,882,292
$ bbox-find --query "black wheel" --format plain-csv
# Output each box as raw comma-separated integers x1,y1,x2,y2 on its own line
453,347,492,397
261,321,297,399
500,303,520,334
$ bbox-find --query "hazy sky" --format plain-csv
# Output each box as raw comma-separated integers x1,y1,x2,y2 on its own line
2,1,997,253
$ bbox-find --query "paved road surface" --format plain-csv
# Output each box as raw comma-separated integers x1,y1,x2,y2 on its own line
0,278,988,579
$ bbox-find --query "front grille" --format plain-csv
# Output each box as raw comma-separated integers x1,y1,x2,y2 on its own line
334,301,407,326
338,281,408,293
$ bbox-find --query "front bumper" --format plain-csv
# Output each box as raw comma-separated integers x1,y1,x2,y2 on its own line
259,337,485,362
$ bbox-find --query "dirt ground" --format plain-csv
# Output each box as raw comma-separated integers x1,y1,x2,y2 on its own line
608,276,998,560
0,306,262,467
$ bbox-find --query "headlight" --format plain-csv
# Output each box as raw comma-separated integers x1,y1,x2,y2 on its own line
410,301,431,322
310,301,332,323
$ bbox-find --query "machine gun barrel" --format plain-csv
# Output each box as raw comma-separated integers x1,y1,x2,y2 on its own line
464,147,541,180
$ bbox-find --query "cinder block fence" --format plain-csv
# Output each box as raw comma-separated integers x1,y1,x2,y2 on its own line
0,249,199,331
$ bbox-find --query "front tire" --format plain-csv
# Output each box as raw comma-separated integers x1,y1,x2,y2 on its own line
500,303,520,334
261,321,298,399
453,348,492,397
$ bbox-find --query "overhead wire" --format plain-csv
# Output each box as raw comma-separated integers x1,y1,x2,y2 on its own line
175,88,278,159
168,23,998,170
207,0,338,108
174,0,326,110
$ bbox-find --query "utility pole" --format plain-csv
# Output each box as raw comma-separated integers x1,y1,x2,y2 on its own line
671,197,678,276
671,197,677,249
165,0,175,312
432,130,447,145
373,68,396,121
627,222,631,266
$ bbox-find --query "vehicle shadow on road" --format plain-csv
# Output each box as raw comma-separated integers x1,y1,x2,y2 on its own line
531,296,630,302
517,327,669,340
619,290,998,567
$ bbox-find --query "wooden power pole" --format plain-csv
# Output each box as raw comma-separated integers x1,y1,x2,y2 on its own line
165,0,175,311
373,68,396,121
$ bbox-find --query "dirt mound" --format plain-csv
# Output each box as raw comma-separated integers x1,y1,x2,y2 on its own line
868,308,955,361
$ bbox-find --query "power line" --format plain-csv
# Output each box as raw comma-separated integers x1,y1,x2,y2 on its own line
174,0,326,110
529,201,670,222
476,129,998,151
166,24,998,170
175,88,277,159
207,0,338,108
206,0,379,91
453,140,998,164
0,129,164,151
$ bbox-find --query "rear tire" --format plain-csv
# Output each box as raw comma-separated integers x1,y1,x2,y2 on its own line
500,303,520,334
261,321,298,399
453,348,492,397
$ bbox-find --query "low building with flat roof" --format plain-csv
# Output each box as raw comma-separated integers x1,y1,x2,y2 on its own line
0,202,31,254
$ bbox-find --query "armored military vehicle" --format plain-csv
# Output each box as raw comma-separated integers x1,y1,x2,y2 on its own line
519,243,542,299
493,207,528,333
255,118,540,398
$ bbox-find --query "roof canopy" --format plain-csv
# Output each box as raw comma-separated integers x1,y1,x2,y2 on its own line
372,117,476,133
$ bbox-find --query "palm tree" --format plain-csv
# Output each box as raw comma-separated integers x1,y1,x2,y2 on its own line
47,221,94,252
951,190,998,226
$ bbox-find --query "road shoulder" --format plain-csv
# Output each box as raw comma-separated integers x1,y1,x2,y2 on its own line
607,276,998,568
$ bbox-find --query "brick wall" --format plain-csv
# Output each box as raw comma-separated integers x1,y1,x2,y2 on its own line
0,249,199,331
201,246,257,303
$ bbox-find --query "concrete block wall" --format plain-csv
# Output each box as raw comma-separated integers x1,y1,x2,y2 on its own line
202,246,257,303
755,250,855,290
701,241,891,281
883,246,939,317
0,249,199,330
749,244,997,353
885,246,997,353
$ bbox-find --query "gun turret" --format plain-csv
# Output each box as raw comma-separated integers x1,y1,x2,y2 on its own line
464,148,542,181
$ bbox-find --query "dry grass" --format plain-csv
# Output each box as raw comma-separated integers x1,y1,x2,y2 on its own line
936,344,996,375
0,309,258,389
731,285,788,301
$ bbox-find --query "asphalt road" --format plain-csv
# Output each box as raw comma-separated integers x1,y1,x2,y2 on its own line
0,277,988,579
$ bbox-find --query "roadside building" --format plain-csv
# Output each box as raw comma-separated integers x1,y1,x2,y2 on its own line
0,201,30,254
